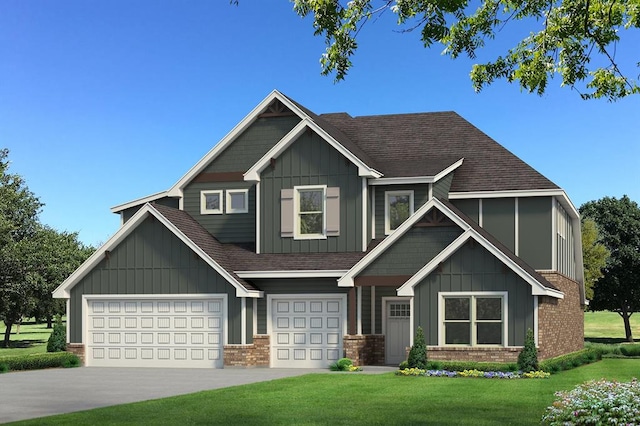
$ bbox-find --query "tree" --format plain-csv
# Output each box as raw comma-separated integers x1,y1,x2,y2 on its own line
580,196,640,342
407,326,428,369
581,217,610,300
292,0,640,101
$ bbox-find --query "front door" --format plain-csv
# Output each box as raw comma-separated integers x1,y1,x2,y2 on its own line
385,299,411,365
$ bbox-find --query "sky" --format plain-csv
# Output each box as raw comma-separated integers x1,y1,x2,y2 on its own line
2,1,639,247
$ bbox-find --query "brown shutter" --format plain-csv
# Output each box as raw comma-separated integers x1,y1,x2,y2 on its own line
281,188,294,238
326,187,340,236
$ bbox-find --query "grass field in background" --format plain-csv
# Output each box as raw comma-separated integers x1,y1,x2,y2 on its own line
584,310,640,343
0,319,55,357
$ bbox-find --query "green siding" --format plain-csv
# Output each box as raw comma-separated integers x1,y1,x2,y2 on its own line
519,197,553,269
183,181,255,243
413,240,534,347
451,199,479,224
360,286,372,334
68,217,242,344
253,279,348,334
374,286,397,334
433,172,454,199
260,132,363,253
361,226,463,276
374,184,430,238
205,116,300,173
483,198,516,252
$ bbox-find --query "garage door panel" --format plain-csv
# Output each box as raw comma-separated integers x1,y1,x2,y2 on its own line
87,297,224,368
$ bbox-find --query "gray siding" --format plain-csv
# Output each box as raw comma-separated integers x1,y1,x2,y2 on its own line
433,172,454,199
205,116,300,173
260,131,363,253
121,197,180,223
361,226,463,276
183,181,255,243
451,199,479,224
374,286,397,335
374,184,430,237
69,217,243,344
414,240,534,347
519,197,553,269
253,279,348,334
482,198,516,252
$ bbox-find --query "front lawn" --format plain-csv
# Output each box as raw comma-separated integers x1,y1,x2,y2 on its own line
10,358,640,426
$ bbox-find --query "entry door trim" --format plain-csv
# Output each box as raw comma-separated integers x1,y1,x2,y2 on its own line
382,297,411,365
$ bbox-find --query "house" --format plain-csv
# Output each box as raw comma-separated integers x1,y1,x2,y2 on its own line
53,90,585,368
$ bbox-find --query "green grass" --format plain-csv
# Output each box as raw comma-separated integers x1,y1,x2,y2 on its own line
0,319,55,357
584,310,640,343
9,358,640,426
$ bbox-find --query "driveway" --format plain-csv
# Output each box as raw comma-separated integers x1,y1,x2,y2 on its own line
0,366,395,423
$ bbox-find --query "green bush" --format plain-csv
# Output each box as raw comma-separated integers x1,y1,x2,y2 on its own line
329,357,354,371
517,328,538,372
539,348,601,373
0,352,80,372
47,315,67,353
619,344,640,357
425,360,518,372
0,362,8,373
398,360,409,370
407,326,427,369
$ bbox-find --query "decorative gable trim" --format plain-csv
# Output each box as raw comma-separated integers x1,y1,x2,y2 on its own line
53,203,263,299
243,118,382,182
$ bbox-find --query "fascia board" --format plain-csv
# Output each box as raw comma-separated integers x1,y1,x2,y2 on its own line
236,270,349,279
368,159,464,186
433,158,465,182
110,191,170,213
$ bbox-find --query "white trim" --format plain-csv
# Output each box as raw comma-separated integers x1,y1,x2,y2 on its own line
362,177,368,252
357,286,362,335
514,197,519,256
241,297,247,345
200,190,223,215
384,190,415,235
551,198,557,271
438,291,508,347
236,270,348,279
226,189,249,214
53,204,263,299
371,286,376,334
244,118,382,182
478,198,483,227
110,191,170,213
533,296,539,346
253,298,258,336
256,182,261,254
369,158,464,186
66,299,71,344
371,186,376,239
409,297,414,346
294,185,327,240
428,183,433,201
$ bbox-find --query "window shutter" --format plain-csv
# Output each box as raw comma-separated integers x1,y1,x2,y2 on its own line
281,188,294,238
326,187,340,236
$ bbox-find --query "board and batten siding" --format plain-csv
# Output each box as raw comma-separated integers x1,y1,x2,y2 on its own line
183,181,256,243
203,116,300,173
260,131,363,253
413,240,535,347
68,217,243,344
374,184,430,238
483,198,516,253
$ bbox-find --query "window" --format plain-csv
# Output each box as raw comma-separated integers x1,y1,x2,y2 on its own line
441,293,505,346
226,189,249,214
200,190,223,214
295,186,326,239
385,191,414,234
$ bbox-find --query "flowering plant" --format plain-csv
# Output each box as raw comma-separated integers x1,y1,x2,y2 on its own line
395,368,549,379
542,378,640,425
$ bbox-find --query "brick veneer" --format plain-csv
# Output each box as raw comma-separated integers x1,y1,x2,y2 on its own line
66,343,86,364
537,272,584,360
343,334,385,365
427,346,520,363
223,335,270,367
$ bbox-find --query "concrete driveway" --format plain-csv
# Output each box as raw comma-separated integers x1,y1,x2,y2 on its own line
0,366,395,423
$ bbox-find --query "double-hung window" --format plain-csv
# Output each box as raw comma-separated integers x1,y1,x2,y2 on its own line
295,185,326,238
385,191,414,234
441,293,506,346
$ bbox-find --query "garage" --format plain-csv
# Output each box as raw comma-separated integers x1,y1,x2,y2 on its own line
85,295,225,368
269,295,346,368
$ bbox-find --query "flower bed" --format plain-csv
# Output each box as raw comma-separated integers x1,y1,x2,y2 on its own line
396,368,550,379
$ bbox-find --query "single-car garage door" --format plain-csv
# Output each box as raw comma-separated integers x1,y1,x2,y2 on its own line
86,295,225,368
269,295,346,368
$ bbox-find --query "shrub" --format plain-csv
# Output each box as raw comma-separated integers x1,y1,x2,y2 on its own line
0,362,8,374
47,315,67,353
542,379,640,425
398,360,409,370
0,352,80,372
407,326,427,369
619,344,640,357
330,357,356,371
539,348,601,373
425,360,517,372
517,328,538,372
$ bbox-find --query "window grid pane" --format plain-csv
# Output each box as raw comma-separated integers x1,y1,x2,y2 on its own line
298,188,324,236
389,303,410,318
443,295,503,346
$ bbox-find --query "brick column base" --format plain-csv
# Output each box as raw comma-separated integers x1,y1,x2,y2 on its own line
66,343,86,365
343,335,385,366
223,335,270,368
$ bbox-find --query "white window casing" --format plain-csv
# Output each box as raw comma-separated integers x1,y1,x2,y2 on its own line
200,190,223,215
226,189,249,214
384,190,414,235
281,186,340,239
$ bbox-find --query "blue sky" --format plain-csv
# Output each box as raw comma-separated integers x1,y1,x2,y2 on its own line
2,1,639,246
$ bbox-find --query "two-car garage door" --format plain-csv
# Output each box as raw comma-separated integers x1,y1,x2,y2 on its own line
86,296,225,368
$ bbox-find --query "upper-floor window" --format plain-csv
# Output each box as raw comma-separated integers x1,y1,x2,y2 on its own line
296,185,326,239
226,189,249,214
201,190,223,215
385,191,414,234
440,293,506,346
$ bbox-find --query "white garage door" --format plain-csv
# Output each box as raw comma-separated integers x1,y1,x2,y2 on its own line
270,295,345,368
86,296,225,368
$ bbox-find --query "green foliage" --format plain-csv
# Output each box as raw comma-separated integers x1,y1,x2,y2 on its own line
0,362,8,373
581,218,610,301
292,0,640,100
517,328,538,372
539,349,601,373
407,326,427,369
46,316,66,353
398,360,409,370
329,357,354,371
0,351,80,372
619,344,640,357
542,379,640,424
425,360,518,372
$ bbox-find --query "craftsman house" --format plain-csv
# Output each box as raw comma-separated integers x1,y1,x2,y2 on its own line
54,90,585,368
